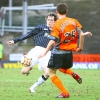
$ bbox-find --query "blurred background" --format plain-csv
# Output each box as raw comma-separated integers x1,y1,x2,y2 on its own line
0,0,100,69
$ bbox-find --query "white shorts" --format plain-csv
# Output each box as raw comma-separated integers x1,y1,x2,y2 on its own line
25,46,51,70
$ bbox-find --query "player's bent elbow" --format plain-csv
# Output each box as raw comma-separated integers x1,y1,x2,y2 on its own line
80,33,84,37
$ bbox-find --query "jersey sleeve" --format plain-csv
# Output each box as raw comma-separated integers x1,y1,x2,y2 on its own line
75,19,83,34
75,19,82,29
13,26,40,43
51,22,60,39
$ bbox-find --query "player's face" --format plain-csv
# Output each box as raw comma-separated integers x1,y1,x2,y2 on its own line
46,16,55,29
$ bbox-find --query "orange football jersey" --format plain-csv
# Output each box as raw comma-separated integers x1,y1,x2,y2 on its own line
51,17,82,51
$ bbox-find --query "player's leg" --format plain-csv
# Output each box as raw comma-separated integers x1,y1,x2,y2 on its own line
21,47,40,75
59,52,82,84
59,68,82,84
49,68,70,98
48,53,70,98
29,50,51,92
29,66,49,92
21,55,33,75
21,66,32,75
21,55,38,75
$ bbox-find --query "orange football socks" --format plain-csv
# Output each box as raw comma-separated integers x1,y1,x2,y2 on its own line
59,68,73,76
51,75,69,94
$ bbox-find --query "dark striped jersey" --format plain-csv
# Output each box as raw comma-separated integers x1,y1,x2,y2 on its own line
13,24,51,48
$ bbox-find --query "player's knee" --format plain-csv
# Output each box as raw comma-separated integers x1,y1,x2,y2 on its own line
45,74,49,78
43,72,49,78
21,69,28,74
59,68,66,73
21,70,26,74
21,66,32,74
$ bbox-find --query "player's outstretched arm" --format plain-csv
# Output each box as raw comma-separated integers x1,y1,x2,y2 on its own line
38,40,55,58
7,40,14,45
84,32,92,36
77,32,84,52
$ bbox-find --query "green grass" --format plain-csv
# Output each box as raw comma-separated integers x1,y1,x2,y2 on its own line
0,68,100,100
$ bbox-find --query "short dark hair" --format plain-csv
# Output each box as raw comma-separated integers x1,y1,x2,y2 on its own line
46,12,58,21
57,3,68,15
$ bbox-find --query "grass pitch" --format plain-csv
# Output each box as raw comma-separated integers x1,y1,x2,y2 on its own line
0,68,100,100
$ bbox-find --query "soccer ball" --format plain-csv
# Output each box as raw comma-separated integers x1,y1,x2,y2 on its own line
21,55,32,67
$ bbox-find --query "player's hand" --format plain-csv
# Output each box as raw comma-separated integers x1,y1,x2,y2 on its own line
76,47,83,52
84,32,92,36
7,40,14,45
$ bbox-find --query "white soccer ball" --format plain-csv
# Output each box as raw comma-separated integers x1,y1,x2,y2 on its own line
21,55,32,67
